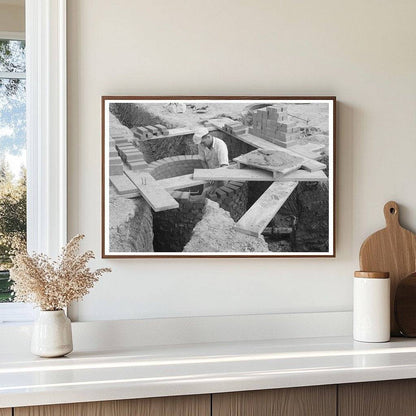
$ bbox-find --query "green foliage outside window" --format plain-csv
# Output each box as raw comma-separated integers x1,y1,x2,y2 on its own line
0,160,26,302
0,39,27,302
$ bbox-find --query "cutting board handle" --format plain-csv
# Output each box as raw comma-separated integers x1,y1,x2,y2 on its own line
384,201,400,228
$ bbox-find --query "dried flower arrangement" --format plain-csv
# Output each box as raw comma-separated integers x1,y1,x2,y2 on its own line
10,234,111,311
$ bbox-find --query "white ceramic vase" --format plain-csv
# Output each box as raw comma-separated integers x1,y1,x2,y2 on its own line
31,310,73,358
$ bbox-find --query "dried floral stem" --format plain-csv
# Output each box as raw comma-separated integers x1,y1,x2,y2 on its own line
10,234,111,310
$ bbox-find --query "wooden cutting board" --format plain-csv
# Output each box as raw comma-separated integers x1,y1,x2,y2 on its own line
359,201,416,336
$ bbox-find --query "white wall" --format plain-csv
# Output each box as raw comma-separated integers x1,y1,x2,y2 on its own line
67,0,416,322
0,3,24,33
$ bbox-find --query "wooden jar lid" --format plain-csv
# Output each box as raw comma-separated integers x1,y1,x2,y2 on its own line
354,271,390,279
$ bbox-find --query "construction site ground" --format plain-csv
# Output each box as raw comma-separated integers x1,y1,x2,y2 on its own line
143,102,248,129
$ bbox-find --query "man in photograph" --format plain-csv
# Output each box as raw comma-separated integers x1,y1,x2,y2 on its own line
193,127,229,197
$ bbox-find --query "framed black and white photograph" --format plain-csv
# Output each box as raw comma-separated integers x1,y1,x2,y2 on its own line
102,96,336,258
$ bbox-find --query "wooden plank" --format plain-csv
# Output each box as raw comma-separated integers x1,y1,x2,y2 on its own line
280,169,328,182
213,386,336,416
338,380,416,416
235,181,298,237
272,165,326,180
140,127,195,141
206,117,236,130
272,164,303,179
193,168,327,182
237,132,283,150
193,167,274,181
15,395,210,416
292,142,325,153
290,143,325,160
0,409,12,416
124,171,179,212
111,173,208,198
110,174,139,196
157,174,208,191
301,159,327,172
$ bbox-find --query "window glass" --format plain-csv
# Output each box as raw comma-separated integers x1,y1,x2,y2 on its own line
0,39,26,73
0,39,26,303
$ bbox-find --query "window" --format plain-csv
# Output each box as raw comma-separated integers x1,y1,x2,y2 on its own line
0,33,26,307
0,0,67,324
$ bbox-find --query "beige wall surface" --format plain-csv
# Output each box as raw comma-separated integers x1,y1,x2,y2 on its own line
0,4,24,33
67,0,416,321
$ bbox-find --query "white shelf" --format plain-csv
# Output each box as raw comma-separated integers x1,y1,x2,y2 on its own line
2,334,416,408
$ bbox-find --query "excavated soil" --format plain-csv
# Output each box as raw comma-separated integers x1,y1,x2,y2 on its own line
183,200,269,253
144,102,248,129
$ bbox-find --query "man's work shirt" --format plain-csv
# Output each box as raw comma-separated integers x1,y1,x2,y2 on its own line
198,136,229,169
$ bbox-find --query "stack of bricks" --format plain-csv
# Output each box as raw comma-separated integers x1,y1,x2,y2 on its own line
223,122,247,136
249,105,299,148
109,133,125,176
133,124,169,140
208,181,248,222
116,142,148,171
155,124,169,135
111,131,129,148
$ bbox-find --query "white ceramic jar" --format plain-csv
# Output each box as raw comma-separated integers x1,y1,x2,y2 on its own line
353,271,390,343
31,310,73,357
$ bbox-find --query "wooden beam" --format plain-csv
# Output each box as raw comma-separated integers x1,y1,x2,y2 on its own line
124,171,179,212
111,172,209,199
157,174,208,191
289,144,325,160
235,182,298,237
193,167,274,181
206,117,236,130
110,174,139,196
138,127,195,141
236,132,280,150
280,169,328,182
193,168,328,182
301,159,327,172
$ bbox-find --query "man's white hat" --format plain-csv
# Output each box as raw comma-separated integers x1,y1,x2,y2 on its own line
193,127,209,144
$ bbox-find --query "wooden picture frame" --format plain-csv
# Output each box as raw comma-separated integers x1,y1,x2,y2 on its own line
102,96,336,258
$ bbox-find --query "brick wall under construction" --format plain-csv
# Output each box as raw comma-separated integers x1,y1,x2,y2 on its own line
134,128,255,164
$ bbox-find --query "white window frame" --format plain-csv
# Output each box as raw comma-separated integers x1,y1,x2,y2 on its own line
0,0,67,323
